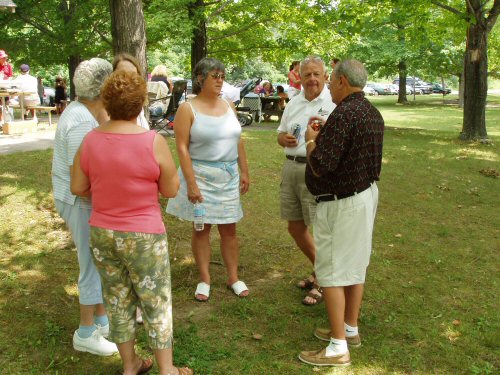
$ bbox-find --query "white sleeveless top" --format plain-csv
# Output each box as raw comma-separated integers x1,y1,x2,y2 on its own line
188,99,241,162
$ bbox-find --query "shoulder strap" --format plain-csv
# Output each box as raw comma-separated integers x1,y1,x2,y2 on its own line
186,101,197,118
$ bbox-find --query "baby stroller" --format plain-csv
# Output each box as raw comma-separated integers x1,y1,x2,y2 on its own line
149,79,188,136
233,78,262,126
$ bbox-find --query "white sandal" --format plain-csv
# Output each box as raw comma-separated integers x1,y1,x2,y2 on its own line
194,282,210,302
227,280,249,298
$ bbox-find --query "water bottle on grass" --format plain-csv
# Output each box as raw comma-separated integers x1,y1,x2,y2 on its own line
193,203,204,231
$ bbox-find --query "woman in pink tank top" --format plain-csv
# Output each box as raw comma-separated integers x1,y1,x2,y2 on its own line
71,71,192,375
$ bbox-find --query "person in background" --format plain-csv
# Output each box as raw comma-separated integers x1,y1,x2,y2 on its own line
13,64,39,122
150,64,173,94
328,58,340,85
255,81,274,97
51,58,118,357
0,49,13,80
299,59,384,367
166,57,250,302
55,77,68,114
330,58,340,71
276,85,288,110
288,61,301,99
37,76,44,105
112,53,149,130
276,56,335,306
0,50,13,126
71,70,192,375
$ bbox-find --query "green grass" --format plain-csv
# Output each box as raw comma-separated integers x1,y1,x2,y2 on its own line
0,96,499,374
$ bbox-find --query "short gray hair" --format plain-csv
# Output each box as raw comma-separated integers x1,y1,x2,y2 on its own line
192,57,225,95
299,56,326,75
74,58,113,100
333,59,367,88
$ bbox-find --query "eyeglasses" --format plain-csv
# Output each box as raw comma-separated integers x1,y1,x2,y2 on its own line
210,72,225,80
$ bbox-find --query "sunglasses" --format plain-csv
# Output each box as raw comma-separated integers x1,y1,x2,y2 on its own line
210,72,225,80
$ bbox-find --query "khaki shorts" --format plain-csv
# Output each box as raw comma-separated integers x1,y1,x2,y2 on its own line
314,183,379,287
280,159,316,225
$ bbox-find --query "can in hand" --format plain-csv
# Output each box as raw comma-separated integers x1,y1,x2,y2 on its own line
311,120,321,131
291,124,301,141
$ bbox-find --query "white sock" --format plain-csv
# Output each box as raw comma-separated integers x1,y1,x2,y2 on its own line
344,322,358,337
325,338,348,357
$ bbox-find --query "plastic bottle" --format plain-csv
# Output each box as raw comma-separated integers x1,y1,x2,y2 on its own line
193,203,204,231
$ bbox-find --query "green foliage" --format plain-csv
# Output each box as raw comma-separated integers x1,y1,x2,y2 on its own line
1,0,112,70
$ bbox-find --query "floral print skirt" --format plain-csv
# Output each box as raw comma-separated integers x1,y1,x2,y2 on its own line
90,227,172,349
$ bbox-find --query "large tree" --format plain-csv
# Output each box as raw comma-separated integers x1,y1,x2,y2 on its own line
432,0,500,141
110,0,148,76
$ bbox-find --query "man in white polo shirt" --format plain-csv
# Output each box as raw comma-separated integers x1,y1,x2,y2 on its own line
276,56,335,305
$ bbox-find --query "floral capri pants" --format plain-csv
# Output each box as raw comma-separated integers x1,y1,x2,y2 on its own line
90,227,173,349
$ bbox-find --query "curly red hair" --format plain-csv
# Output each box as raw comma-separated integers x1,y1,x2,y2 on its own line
101,70,147,121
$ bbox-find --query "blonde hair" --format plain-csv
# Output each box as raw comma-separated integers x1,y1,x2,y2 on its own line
151,65,169,78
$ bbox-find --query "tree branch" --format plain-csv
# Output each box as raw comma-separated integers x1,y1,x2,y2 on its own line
209,45,278,54
207,0,232,21
431,0,464,17
14,11,58,41
486,0,500,31
208,20,264,41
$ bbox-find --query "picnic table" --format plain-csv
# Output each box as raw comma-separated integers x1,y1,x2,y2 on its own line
260,96,288,120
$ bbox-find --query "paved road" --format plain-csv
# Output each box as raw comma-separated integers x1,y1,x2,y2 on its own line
0,129,56,155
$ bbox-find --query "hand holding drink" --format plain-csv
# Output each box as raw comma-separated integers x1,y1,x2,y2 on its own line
308,116,324,131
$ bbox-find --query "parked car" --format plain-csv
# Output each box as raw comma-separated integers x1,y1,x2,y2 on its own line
43,87,55,106
392,77,433,94
366,83,391,95
385,84,399,95
431,83,451,95
363,85,377,96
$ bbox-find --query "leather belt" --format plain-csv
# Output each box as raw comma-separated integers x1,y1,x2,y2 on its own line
315,182,374,202
286,155,307,163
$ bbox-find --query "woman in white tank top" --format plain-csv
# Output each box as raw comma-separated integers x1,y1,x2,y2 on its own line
166,58,250,302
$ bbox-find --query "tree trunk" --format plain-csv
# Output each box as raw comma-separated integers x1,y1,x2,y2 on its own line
189,0,207,80
458,71,464,108
460,22,488,140
397,60,408,104
109,0,147,76
68,55,81,101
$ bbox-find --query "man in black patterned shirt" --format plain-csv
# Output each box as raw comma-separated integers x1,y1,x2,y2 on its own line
298,59,384,367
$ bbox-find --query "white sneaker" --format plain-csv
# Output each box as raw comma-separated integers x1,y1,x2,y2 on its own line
95,323,110,338
73,329,118,356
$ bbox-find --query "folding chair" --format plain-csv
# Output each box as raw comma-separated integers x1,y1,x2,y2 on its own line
242,93,262,123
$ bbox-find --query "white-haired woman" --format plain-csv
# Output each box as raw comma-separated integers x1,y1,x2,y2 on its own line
166,57,250,302
52,58,118,357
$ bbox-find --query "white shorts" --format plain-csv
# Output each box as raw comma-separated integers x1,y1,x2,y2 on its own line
314,183,379,287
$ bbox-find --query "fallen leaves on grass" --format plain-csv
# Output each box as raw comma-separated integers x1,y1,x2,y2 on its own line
479,168,499,178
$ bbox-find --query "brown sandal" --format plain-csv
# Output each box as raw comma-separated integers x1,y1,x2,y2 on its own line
136,358,154,374
297,273,316,290
302,286,323,306
176,367,194,375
